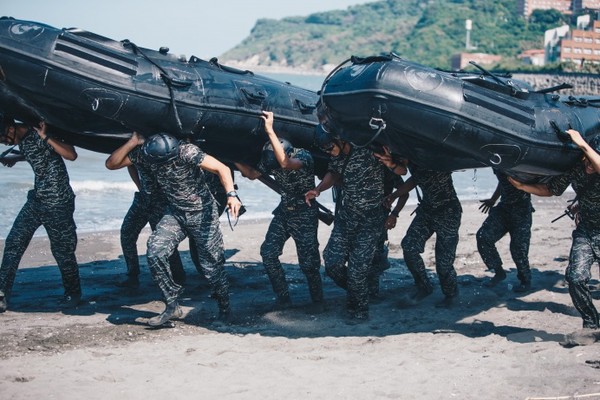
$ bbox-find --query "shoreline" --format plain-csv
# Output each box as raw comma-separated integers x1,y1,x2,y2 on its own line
219,61,333,77
0,195,598,399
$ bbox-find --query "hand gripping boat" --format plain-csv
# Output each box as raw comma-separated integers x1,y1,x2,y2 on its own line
319,53,600,182
0,17,320,165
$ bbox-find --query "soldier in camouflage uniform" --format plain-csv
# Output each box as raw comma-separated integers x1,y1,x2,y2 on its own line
476,170,533,292
105,132,186,289
511,129,600,346
387,162,462,308
235,111,323,310
142,133,241,327
306,132,404,321
0,116,81,312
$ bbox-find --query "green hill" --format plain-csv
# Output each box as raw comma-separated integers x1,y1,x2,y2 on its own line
220,0,569,71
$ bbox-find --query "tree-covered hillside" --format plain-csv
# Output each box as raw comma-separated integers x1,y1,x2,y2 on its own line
220,0,570,71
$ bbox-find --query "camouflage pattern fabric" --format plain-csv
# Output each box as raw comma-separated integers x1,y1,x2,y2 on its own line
153,143,210,212
323,146,387,316
0,129,80,297
547,163,600,328
258,148,322,304
146,143,228,310
119,191,185,280
476,171,533,283
369,172,406,296
566,227,600,328
401,164,461,297
325,206,386,315
120,147,184,279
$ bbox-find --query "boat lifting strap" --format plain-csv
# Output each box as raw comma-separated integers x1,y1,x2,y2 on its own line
351,117,387,148
369,117,386,131
122,40,184,133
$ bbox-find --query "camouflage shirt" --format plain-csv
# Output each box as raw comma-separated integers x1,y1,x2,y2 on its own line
129,146,161,197
495,170,530,206
547,162,600,231
409,163,459,209
328,146,385,212
20,128,75,204
259,148,315,205
152,143,211,212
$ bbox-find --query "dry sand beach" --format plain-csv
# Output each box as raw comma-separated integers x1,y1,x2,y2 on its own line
0,197,599,400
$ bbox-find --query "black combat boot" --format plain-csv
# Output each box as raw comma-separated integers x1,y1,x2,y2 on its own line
148,300,183,327
484,267,507,287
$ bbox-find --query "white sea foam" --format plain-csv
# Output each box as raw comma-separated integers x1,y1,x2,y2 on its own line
70,180,137,193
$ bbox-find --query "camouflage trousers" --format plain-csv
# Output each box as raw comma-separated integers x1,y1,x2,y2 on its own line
401,202,462,297
476,202,532,283
565,226,600,329
324,205,387,315
0,191,80,297
147,202,229,310
120,192,185,280
369,229,390,296
260,204,322,304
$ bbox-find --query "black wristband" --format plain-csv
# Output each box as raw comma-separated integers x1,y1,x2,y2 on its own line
226,190,238,198
43,135,51,143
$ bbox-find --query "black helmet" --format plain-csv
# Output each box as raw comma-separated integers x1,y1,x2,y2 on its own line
142,133,179,164
313,124,335,152
260,138,293,170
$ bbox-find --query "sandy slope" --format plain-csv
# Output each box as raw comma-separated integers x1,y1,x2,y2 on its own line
0,197,599,400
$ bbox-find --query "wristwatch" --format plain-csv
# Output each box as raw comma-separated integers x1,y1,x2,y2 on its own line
226,190,238,198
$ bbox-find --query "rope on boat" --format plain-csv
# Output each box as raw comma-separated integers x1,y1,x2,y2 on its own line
350,117,388,149
121,40,184,134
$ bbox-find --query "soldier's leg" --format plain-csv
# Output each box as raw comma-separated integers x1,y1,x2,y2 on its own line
260,214,292,306
147,214,186,305
290,209,323,304
476,208,507,275
118,193,148,287
43,198,81,301
433,212,461,305
187,206,230,315
149,204,186,285
565,229,599,329
0,200,41,310
368,229,389,298
323,215,350,290
509,209,533,290
346,218,383,318
401,212,435,295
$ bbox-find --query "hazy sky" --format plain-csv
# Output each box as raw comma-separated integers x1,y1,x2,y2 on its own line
2,0,377,59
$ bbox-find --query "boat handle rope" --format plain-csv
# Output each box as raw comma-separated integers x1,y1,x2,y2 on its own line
489,153,502,165
122,40,184,134
319,57,352,112
563,95,600,108
350,117,387,149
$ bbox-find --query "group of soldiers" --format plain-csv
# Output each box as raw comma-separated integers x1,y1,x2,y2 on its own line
0,111,599,346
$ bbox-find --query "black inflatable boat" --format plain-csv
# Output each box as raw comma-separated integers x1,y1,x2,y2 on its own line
320,53,600,182
0,17,319,165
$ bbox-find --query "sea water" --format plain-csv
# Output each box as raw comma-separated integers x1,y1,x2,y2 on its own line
0,73,497,239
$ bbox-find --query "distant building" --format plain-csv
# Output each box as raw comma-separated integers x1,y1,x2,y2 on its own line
518,0,600,17
451,53,502,70
573,0,600,13
518,0,572,17
556,19,600,65
545,24,571,63
518,49,547,65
